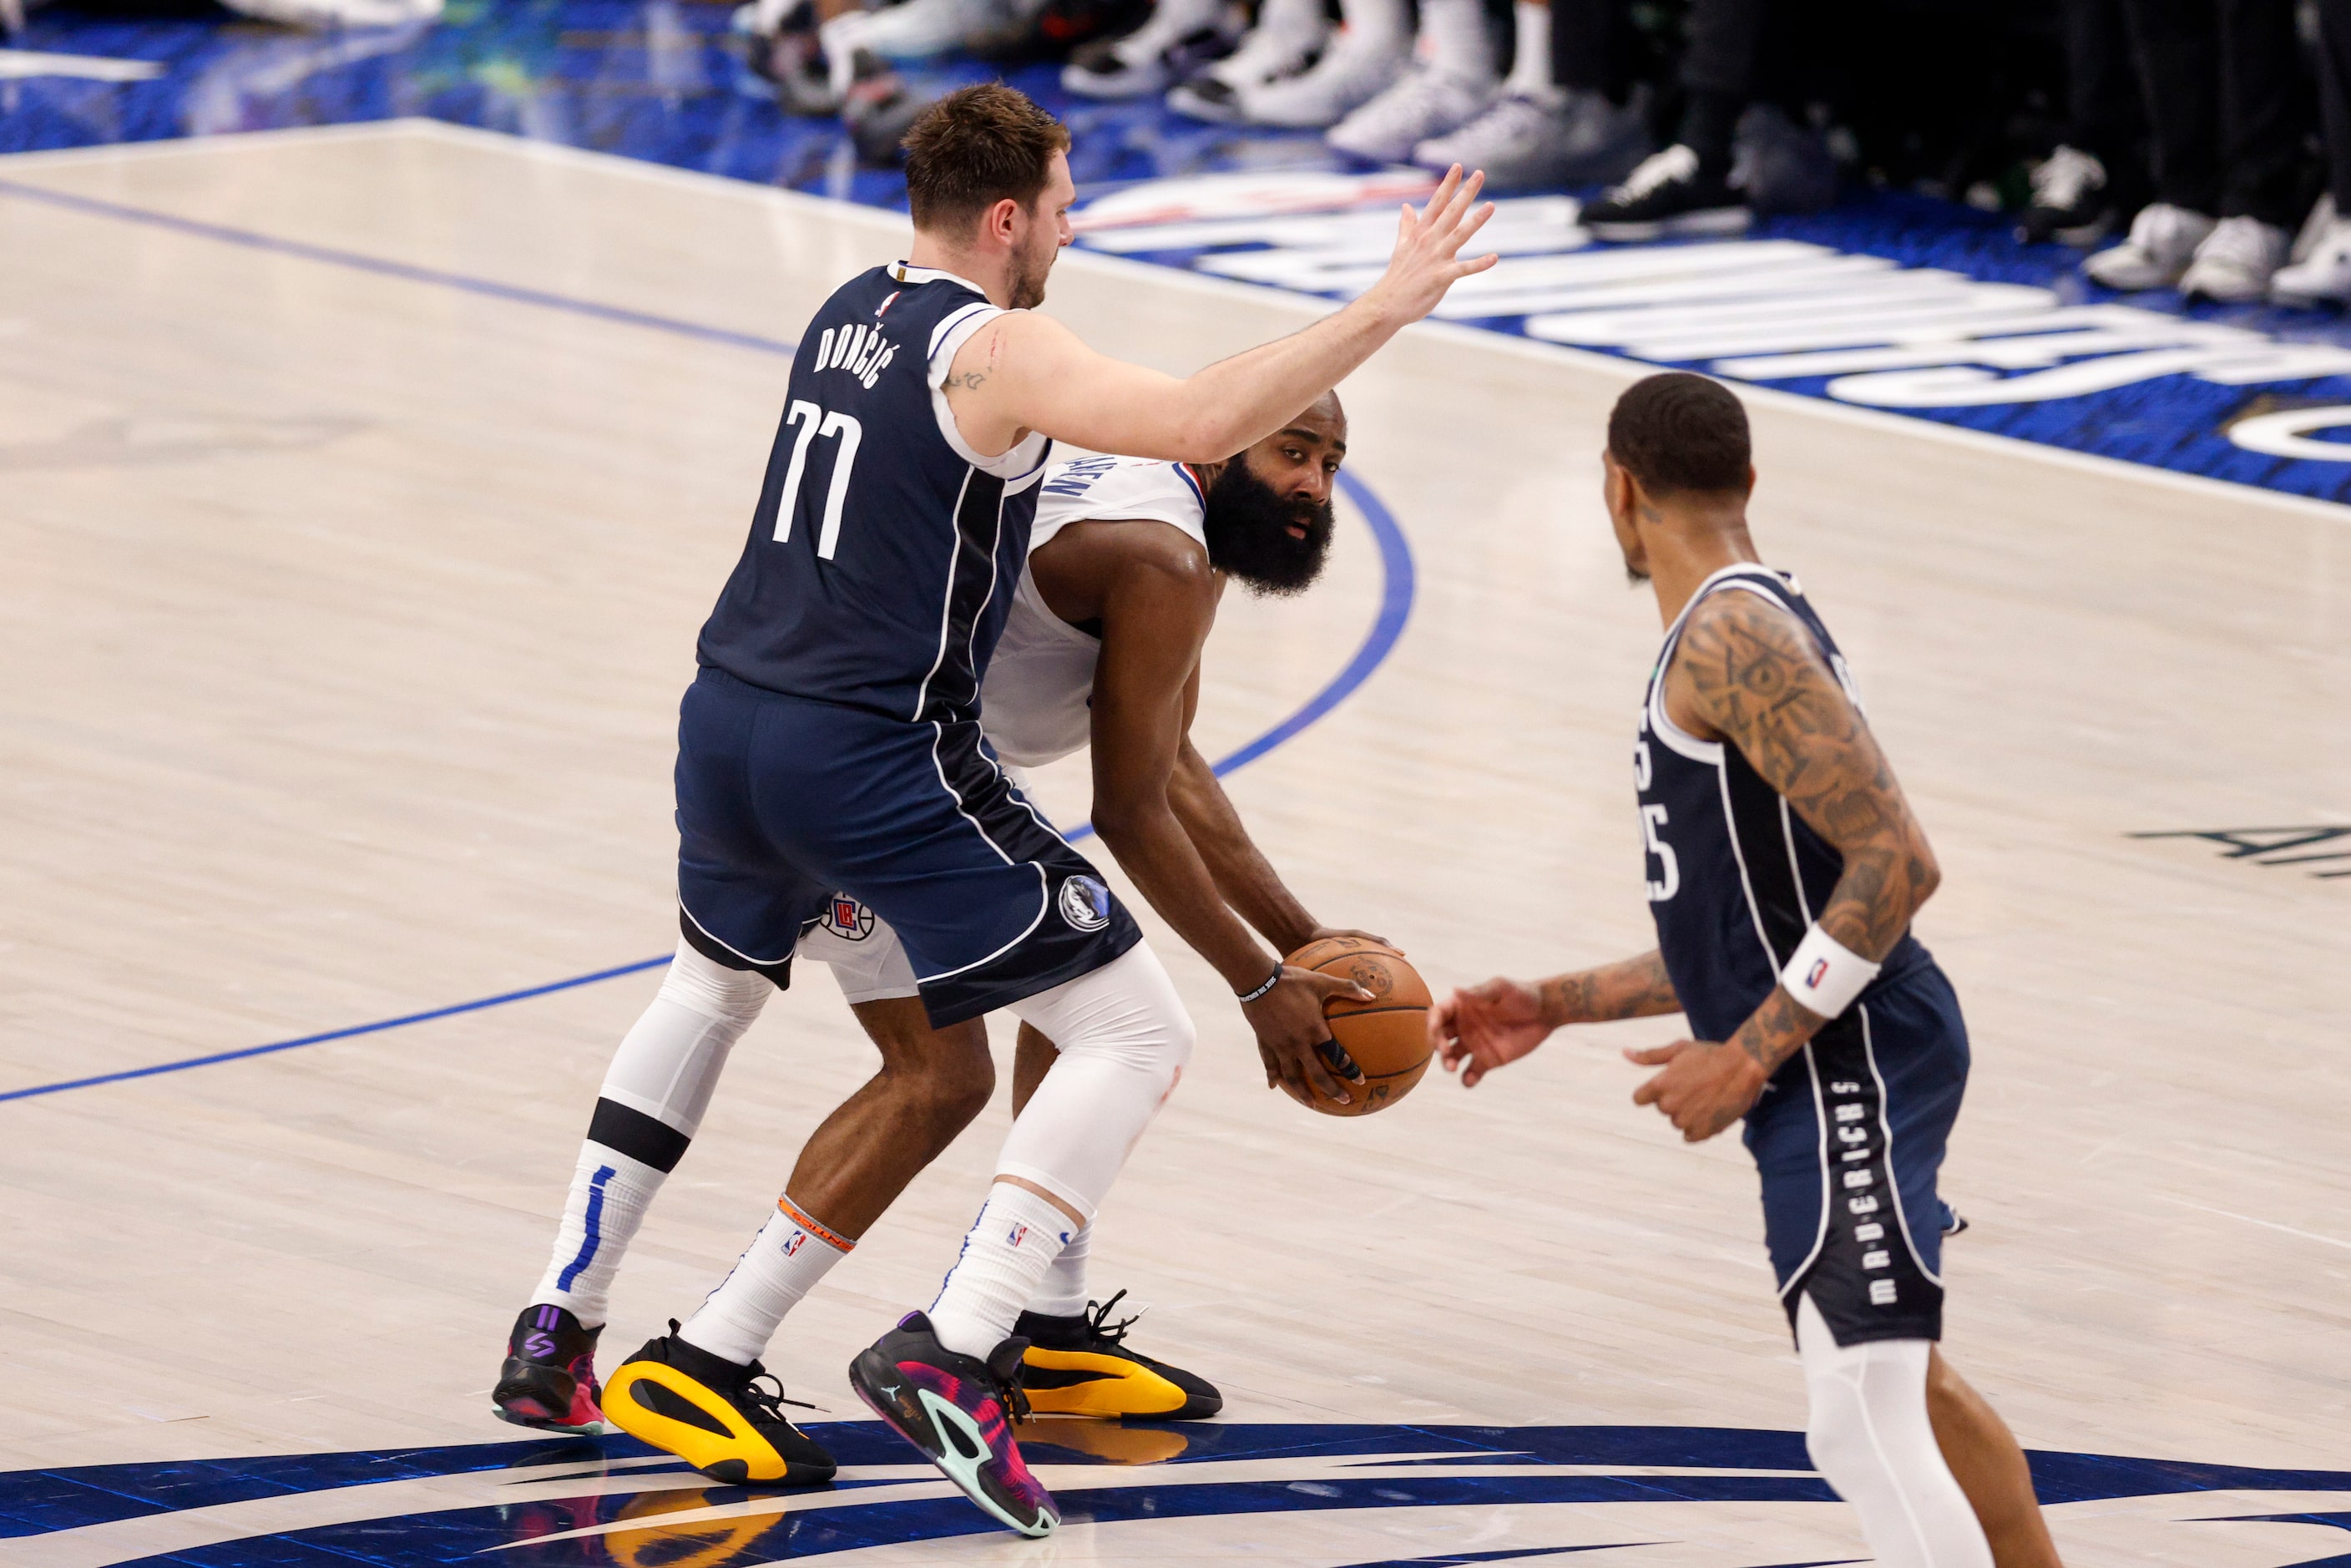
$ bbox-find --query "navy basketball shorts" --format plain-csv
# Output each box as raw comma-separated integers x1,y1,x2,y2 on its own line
671,667,1141,1027
1742,961,1969,1348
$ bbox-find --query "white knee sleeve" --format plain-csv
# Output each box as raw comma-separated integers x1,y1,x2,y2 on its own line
1797,1294,1993,1568
599,941,771,1138
996,943,1195,1223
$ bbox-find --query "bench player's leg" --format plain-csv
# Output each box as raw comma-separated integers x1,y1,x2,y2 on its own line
1006,1021,1222,1420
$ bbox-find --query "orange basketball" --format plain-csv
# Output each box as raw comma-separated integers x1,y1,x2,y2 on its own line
1286,935,1433,1118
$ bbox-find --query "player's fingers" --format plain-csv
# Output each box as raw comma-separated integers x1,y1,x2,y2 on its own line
1439,171,1487,231
1303,969,1376,1004
1297,1041,1351,1104
1421,164,1463,224
1623,1043,1681,1065
1631,1070,1666,1106
1460,1059,1484,1089
1448,251,1502,280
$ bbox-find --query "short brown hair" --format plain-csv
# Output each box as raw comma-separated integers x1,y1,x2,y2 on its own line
901,83,1071,233
1605,372,1752,495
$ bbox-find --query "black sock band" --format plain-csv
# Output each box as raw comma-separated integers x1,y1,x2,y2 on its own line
589,1096,691,1174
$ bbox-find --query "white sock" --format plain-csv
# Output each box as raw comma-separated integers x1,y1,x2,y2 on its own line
929,1184,1078,1359
1338,0,1408,52
678,1197,856,1366
528,942,768,1326
532,1148,665,1326
1027,1223,1093,1318
1797,1294,1995,1568
1421,0,1494,78
1504,0,1552,95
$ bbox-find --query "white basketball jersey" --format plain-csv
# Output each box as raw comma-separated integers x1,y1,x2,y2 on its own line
978,455,1210,767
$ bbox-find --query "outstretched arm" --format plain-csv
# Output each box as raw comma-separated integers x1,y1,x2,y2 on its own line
1165,736,1342,956
1430,951,1681,1087
945,169,1496,461
1631,589,1942,1141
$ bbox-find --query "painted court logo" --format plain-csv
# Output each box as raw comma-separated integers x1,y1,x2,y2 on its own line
9,1424,2347,1565
1058,874,1111,933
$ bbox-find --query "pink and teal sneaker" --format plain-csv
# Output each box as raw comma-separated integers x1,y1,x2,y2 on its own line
848,1312,1058,1537
493,1304,606,1434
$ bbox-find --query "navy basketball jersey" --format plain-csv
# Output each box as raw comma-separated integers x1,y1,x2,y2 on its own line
696,263,1053,722
1636,564,1929,1045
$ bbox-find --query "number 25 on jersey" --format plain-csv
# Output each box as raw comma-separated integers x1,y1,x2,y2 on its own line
773,400,863,559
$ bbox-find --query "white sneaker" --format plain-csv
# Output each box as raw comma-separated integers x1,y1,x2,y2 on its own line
1165,14,1327,120
2273,213,2351,306
2083,202,2216,291
2176,215,2290,302
1230,28,1408,129
854,0,1007,61
1063,0,1237,99
1413,88,1648,187
1326,63,1493,162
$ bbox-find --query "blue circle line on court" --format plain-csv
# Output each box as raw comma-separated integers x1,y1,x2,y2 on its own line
0,181,1418,1102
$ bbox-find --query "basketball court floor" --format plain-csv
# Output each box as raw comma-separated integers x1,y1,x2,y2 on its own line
3,118,2349,1566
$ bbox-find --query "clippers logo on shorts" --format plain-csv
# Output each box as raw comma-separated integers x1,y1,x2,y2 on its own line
1059,874,1111,933
821,896,876,942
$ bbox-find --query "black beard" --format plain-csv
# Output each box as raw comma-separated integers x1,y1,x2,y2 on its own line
1202,459,1335,596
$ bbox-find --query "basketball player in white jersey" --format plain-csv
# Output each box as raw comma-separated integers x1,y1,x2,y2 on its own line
1430,373,2062,1567
498,396,1371,1462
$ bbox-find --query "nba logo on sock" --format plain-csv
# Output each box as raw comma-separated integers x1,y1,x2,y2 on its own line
1007,1222,1029,1247
781,1228,808,1257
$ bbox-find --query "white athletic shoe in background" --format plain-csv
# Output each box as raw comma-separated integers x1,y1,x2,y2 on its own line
1412,86,1650,186
2177,215,2290,303
1325,63,1492,161
853,0,1007,61
219,0,441,26
1062,0,1237,99
1229,28,1406,129
1164,15,1326,120
2273,209,2351,306
2082,201,2216,291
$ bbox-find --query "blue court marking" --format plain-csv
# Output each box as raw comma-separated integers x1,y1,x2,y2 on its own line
0,177,802,359
0,959,671,1105
0,190,1418,1105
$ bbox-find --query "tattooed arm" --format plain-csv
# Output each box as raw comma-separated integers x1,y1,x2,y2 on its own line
1431,952,1681,1089
1628,587,1941,1141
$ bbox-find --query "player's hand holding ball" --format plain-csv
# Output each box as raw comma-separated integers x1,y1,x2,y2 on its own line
1267,936,1433,1117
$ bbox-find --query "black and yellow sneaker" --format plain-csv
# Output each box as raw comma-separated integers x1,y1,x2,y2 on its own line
1015,1291,1221,1420
602,1325,837,1487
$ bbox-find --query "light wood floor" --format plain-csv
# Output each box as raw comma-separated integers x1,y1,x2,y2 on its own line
3,119,2348,1565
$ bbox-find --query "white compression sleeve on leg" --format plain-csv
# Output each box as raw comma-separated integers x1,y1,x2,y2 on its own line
993,942,1196,1222
927,944,1195,1357
530,943,770,1324
1797,1293,1994,1568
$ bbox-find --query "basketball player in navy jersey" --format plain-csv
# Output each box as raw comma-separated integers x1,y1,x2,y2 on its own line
497,398,1370,1457
1429,375,2064,1567
492,83,1494,1537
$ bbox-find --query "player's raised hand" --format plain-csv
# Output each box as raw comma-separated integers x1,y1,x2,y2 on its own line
1626,1039,1768,1142
1430,976,1551,1089
1364,164,1499,325
1246,966,1373,1108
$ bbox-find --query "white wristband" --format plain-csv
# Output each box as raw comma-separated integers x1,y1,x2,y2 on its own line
1779,923,1881,1019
